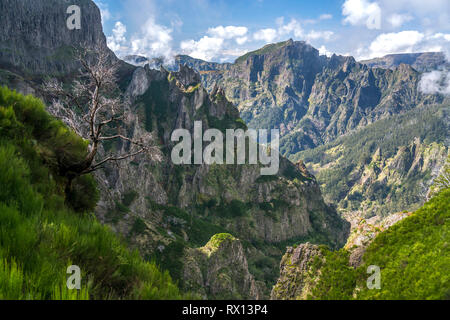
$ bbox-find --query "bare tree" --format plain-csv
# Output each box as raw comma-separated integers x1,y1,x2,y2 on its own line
44,44,159,184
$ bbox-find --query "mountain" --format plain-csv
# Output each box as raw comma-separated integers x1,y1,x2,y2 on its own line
291,103,449,217
360,52,449,72
181,39,449,224
0,0,350,299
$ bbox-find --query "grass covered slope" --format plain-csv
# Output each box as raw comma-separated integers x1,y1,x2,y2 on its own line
311,188,449,300
356,187,449,299
0,86,186,300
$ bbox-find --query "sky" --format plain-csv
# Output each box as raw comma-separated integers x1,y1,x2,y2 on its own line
94,0,450,63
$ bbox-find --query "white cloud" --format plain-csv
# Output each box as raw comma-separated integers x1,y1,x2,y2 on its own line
387,13,413,28
368,31,424,57
180,25,249,61
357,31,450,59
207,26,248,39
180,36,225,61
129,17,174,62
306,30,334,41
318,45,333,57
253,28,278,42
236,36,248,45
419,70,450,95
277,18,304,38
342,0,382,30
107,22,127,54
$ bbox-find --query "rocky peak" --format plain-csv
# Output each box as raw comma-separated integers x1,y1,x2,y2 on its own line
172,64,202,89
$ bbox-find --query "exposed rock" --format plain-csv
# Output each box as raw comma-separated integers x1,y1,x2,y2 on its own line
270,243,323,300
183,234,260,300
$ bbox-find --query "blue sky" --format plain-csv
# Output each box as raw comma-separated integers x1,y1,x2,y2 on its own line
94,0,450,63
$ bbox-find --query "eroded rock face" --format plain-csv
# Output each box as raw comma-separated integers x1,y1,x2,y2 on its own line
0,0,111,76
183,234,260,300
92,64,349,251
271,243,323,300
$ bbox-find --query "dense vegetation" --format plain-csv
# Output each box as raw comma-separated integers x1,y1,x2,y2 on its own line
308,187,449,300
292,103,449,216
0,87,186,300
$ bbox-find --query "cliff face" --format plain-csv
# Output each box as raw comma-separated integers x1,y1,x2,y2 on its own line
90,63,349,298
0,0,112,77
183,234,260,300
270,243,323,300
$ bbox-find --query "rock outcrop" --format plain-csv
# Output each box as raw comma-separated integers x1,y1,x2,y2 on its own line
183,234,260,300
270,243,323,300
180,40,444,158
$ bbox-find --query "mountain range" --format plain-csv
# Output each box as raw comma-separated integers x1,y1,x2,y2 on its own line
0,0,448,300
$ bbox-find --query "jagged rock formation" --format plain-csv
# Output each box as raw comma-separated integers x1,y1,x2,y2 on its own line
95,62,349,252
360,52,448,72
180,40,444,157
183,234,260,300
270,243,323,300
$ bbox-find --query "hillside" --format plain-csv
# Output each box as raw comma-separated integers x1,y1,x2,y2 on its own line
272,185,450,300
0,0,350,300
0,86,186,299
291,103,449,217
178,39,448,224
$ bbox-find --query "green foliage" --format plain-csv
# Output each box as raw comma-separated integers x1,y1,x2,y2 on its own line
122,190,139,207
0,87,186,300
130,217,147,235
356,188,450,300
235,40,289,64
307,249,357,300
293,104,449,216
309,188,450,300
206,233,236,249
215,199,250,218
67,175,100,213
